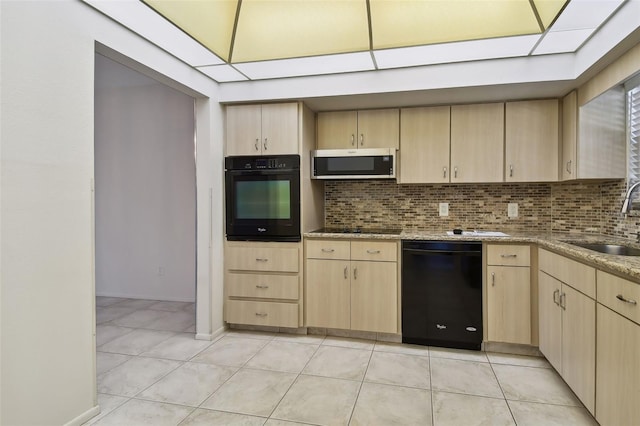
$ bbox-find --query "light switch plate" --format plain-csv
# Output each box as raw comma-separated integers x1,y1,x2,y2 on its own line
439,202,449,217
508,203,518,218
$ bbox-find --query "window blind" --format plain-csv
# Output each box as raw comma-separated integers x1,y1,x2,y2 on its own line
629,85,640,183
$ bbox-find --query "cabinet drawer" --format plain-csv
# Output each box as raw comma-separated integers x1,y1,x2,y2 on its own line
226,273,299,300
539,249,595,298
487,244,530,266
306,239,351,260
351,241,398,262
226,246,299,272
226,300,299,328
597,271,640,324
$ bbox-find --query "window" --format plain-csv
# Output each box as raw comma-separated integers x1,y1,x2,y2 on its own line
627,75,640,184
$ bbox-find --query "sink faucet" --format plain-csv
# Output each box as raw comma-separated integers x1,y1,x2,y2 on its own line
621,181,640,214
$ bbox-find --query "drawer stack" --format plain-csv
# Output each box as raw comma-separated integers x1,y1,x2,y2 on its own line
225,242,301,328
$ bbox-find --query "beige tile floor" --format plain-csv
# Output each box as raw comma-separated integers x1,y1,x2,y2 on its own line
90,297,598,425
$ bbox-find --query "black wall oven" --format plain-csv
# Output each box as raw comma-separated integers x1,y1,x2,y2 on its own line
225,155,300,242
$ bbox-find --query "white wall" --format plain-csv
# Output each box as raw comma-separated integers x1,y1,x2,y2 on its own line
0,1,224,424
95,54,196,302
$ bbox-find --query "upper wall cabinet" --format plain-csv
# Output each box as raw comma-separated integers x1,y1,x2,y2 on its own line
450,103,504,183
226,103,299,156
505,99,559,182
561,88,626,180
399,106,451,183
317,109,399,150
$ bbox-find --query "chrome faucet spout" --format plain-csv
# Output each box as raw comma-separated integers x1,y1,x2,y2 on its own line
621,181,640,214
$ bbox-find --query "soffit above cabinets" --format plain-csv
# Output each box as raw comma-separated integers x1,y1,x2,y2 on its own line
84,0,632,83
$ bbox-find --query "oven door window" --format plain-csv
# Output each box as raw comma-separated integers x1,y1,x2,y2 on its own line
236,179,291,220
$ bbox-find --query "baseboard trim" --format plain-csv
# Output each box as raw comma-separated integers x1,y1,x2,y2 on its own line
64,405,100,426
95,292,195,303
196,325,225,341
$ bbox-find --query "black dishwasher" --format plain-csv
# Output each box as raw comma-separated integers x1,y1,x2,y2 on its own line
402,240,483,350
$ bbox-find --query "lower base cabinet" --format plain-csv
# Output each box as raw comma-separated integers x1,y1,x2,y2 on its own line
305,239,398,334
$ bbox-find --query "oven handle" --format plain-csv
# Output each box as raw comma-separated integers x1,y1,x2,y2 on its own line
403,248,482,255
226,169,298,175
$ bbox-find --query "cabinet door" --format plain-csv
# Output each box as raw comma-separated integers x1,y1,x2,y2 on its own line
487,266,531,344
350,261,397,333
226,104,262,156
596,304,640,426
505,99,559,182
450,103,504,182
538,271,562,371
561,284,595,414
357,109,399,149
261,103,299,155
399,106,450,183
562,91,577,180
305,259,350,329
317,111,358,149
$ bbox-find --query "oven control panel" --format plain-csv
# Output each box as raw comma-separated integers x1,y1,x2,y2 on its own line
225,155,300,171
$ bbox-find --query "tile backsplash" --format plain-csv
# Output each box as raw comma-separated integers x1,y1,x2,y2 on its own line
324,179,640,241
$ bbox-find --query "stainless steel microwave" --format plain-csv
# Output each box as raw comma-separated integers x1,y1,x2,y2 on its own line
311,148,396,179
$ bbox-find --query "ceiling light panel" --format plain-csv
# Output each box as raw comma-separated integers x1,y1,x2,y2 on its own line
374,34,540,69
83,0,224,66
232,0,369,63
197,64,248,82
533,28,595,54
370,0,541,49
532,0,569,29
235,52,375,80
549,0,624,31
144,0,238,62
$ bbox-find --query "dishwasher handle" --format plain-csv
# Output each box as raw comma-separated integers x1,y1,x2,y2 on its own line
403,248,482,255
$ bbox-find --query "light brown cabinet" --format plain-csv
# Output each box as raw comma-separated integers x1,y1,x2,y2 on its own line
317,109,399,149
505,99,559,182
226,103,299,156
486,244,531,344
561,88,626,180
225,241,302,328
450,103,504,183
595,270,640,426
305,239,398,333
538,249,596,414
398,106,450,183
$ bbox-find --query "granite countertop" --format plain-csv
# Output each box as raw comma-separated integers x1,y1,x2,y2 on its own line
304,229,640,283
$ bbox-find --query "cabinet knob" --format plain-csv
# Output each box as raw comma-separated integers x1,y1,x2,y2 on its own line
351,134,355,146
354,267,358,279
366,249,381,254
255,312,268,317
560,292,566,310
553,289,560,305
500,254,517,258
509,164,514,178
254,138,259,151
256,258,268,262
454,167,458,179
321,248,335,253
344,266,348,279
566,160,572,174
263,138,268,150
360,134,364,146
491,272,495,286
256,285,269,289
443,167,447,179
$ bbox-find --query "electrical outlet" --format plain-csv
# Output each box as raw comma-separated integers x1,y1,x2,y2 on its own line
439,202,449,217
508,203,519,218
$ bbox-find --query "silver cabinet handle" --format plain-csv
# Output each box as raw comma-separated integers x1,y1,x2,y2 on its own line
255,312,268,317
263,138,268,150
443,167,447,179
321,248,335,253
553,289,560,305
256,285,269,289
360,134,364,146
256,258,268,262
491,272,495,287
366,249,381,254
509,164,514,177
500,254,517,258
354,267,358,279
344,266,348,279
566,160,572,174
254,138,259,151
454,167,458,179
616,294,638,305
351,134,355,146
560,292,566,310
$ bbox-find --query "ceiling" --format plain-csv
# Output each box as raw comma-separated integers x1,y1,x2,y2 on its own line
85,0,630,83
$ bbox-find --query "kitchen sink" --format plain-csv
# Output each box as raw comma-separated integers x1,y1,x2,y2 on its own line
564,241,640,256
